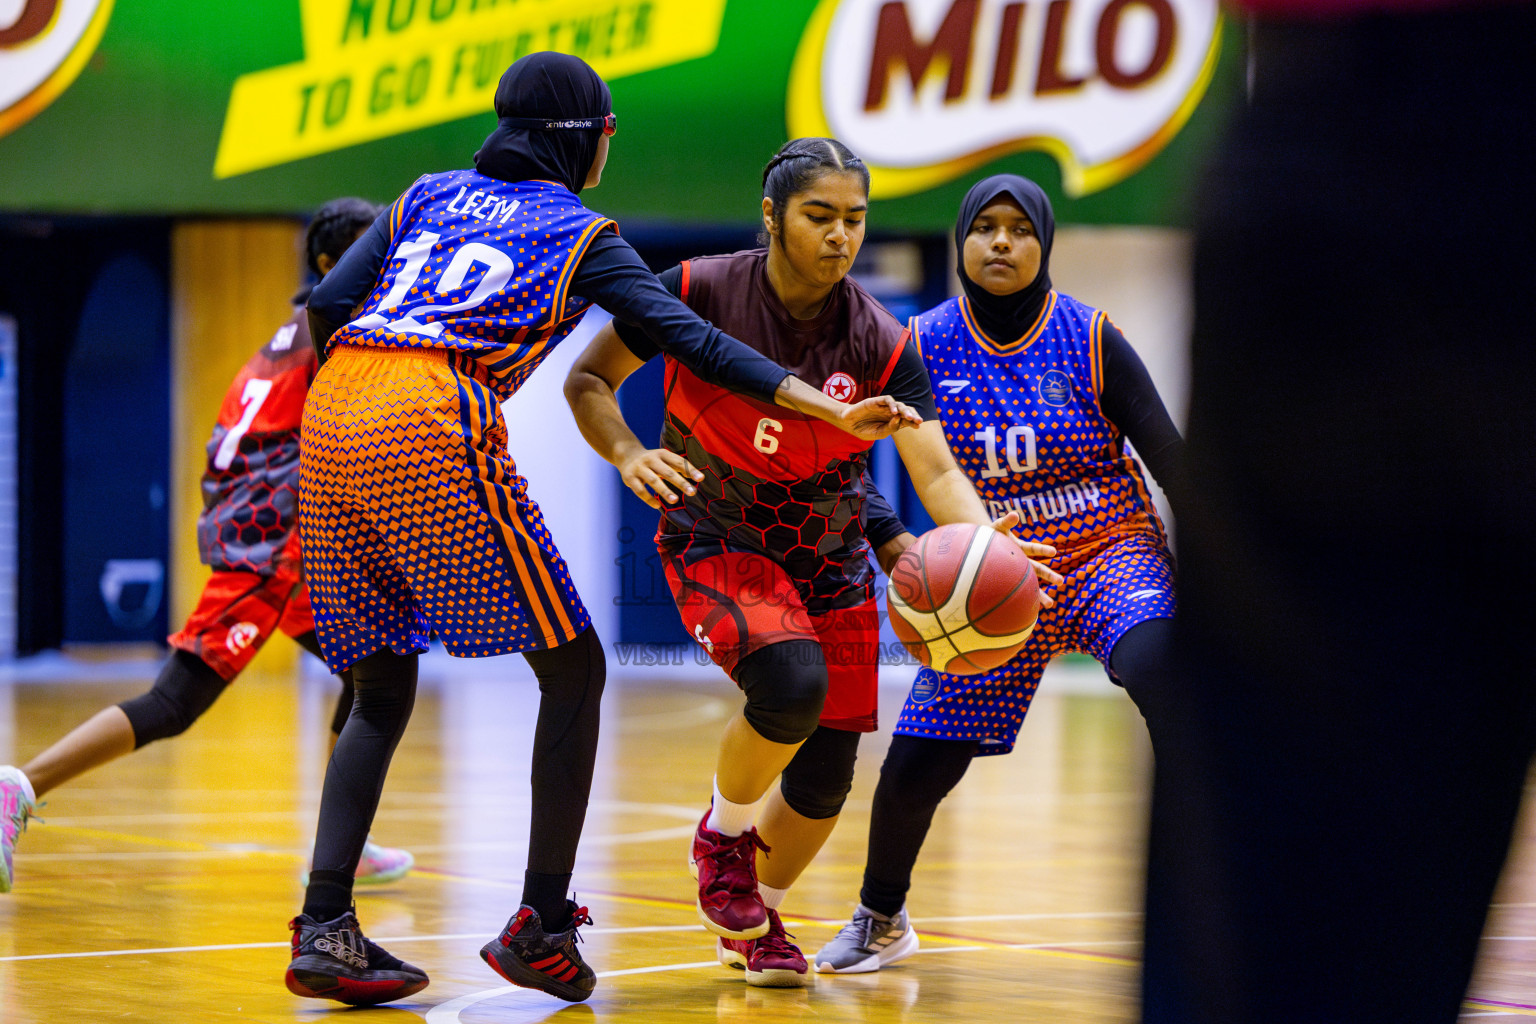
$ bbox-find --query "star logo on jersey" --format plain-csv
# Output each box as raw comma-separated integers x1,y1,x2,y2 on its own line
226,621,260,654
823,372,856,402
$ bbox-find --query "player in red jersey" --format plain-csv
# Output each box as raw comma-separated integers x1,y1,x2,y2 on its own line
566,137,1062,986
0,199,412,893
287,57,915,1008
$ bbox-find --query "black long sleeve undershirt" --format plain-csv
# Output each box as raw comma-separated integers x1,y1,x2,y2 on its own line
862,321,1187,543
1098,320,1187,518
307,211,789,403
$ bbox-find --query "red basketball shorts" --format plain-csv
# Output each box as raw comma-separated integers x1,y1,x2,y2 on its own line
167,568,314,681
663,550,879,732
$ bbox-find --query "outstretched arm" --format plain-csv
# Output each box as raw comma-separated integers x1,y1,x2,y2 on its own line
571,235,921,441
892,421,1062,605
563,320,703,510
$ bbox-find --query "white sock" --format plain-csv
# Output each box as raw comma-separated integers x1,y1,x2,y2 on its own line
706,777,760,836
759,883,788,910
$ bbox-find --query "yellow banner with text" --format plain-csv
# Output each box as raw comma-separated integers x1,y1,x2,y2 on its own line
215,0,725,178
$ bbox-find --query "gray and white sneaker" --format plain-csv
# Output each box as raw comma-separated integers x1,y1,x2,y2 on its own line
813,904,918,974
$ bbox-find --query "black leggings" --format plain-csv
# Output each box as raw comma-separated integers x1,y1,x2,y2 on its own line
118,650,229,747
304,646,419,920
292,631,356,737
860,618,1171,916
119,630,353,747
302,627,606,926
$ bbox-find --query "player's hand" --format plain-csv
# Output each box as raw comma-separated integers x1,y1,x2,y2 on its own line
990,510,1062,608
620,448,703,509
875,532,918,576
836,395,923,441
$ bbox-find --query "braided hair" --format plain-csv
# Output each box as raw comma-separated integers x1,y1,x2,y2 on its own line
304,197,381,277
759,138,870,246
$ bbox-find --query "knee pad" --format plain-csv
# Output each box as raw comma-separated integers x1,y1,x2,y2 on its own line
1109,618,1174,712
737,640,827,745
780,726,861,819
119,650,228,747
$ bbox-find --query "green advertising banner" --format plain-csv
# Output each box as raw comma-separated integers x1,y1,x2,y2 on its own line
0,0,1242,228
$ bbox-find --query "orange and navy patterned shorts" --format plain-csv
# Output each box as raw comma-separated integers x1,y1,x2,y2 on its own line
298,346,589,672
167,568,314,681
896,528,1175,755
664,550,880,732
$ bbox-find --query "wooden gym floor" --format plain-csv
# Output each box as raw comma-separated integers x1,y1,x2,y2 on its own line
0,653,1532,1023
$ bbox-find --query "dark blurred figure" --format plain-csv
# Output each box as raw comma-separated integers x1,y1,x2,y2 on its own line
1142,3,1536,1022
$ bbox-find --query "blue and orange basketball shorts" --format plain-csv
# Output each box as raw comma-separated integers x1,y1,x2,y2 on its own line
167,567,313,681
298,345,589,673
663,549,880,732
895,527,1175,755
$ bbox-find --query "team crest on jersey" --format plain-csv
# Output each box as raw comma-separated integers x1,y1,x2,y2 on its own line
910,670,940,705
225,621,259,654
1037,370,1073,407
823,372,857,401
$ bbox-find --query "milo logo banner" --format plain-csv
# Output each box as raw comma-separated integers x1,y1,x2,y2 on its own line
0,0,115,138
0,0,1235,226
790,0,1219,197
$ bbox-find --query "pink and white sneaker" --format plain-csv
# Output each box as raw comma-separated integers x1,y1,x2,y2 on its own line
0,766,38,893
354,839,414,886
301,837,414,887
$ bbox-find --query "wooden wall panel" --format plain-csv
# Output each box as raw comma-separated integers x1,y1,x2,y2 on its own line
169,220,305,677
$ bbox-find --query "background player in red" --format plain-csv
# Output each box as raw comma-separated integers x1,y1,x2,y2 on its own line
814,174,1185,973
566,139,1061,987
0,198,413,893
286,57,915,1008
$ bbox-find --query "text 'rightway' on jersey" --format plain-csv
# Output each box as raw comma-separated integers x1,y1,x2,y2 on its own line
914,292,1168,551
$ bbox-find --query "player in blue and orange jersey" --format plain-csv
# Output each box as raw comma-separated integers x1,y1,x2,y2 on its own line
565,140,1062,987
285,59,917,1008
0,199,413,894
813,174,1186,972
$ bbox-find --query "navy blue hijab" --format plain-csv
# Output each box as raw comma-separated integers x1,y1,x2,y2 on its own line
474,52,611,193
956,174,1055,343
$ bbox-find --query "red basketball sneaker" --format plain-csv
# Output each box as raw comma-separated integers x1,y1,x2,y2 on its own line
718,909,810,987
690,811,770,939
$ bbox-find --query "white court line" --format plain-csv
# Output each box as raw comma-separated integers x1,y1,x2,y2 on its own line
35,799,705,829
424,960,720,1023
17,827,696,863
912,911,1141,924
423,941,1144,1023
0,924,709,963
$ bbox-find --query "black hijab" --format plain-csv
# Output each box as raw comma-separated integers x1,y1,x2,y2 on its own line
955,174,1055,343
474,52,611,193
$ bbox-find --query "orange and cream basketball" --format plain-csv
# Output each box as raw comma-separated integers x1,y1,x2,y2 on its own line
886,523,1040,676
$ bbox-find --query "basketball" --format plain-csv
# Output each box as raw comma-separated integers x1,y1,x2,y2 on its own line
886,523,1041,676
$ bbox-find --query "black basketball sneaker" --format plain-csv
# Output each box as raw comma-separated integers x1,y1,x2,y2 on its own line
480,901,596,1002
285,909,429,1005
